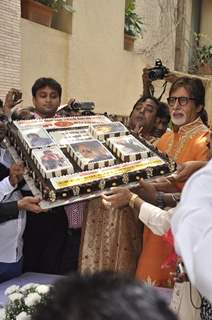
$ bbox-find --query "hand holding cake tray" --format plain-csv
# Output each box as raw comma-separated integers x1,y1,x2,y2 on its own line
7,115,176,209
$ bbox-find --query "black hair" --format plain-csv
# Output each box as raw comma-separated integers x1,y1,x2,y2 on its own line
32,77,62,98
156,102,170,123
130,96,160,118
199,109,209,127
32,272,177,320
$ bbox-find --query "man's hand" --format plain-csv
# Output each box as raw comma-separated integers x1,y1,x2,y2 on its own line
9,162,25,187
18,196,45,213
102,187,133,209
170,161,207,183
150,176,179,193
136,179,158,204
164,72,178,83
131,123,143,135
4,88,23,116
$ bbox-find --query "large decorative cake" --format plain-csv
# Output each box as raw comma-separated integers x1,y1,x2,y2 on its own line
7,115,176,204
89,122,129,141
67,139,115,170
107,134,151,161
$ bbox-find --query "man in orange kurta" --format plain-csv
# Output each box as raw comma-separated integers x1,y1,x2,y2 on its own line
136,77,210,287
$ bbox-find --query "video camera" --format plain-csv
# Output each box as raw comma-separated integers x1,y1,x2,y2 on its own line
148,59,169,81
71,102,95,113
63,101,95,116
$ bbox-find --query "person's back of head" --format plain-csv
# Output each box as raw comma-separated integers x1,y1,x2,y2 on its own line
32,272,177,320
32,78,62,99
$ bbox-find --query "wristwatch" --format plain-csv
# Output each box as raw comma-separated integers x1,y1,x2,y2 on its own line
129,193,139,209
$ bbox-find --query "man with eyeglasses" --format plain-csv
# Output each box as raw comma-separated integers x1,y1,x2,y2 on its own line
135,76,210,287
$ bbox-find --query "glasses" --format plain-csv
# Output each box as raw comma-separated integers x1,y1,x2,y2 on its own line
167,96,196,107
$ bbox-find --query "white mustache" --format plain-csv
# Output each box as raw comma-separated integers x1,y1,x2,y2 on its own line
171,114,187,126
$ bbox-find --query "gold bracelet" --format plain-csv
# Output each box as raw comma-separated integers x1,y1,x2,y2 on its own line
129,193,139,209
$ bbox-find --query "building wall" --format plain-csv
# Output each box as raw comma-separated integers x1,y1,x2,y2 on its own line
21,0,147,115
21,19,69,106
0,0,21,101
66,0,146,116
135,0,177,70
200,0,212,36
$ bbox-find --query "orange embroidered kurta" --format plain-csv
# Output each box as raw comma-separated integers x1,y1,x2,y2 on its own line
136,118,209,287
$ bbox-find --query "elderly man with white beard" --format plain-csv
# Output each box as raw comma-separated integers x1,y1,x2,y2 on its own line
106,77,210,287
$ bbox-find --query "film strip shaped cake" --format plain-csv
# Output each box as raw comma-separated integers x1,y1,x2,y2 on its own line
7,117,177,204
31,146,74,179
67,139,116,170
106,134,151,162
48,156,176,201
89,121,129,141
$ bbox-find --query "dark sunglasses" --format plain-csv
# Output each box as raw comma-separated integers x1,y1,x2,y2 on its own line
167,96,196,107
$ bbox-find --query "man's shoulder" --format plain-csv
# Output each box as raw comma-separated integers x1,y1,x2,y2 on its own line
156,131,173,145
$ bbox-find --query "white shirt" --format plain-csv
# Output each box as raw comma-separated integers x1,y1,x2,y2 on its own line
0,148,26,263
0,142,13,168
139,202,174,236
171,159,212,303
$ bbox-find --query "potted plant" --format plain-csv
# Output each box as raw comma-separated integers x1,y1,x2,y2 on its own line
191,33,212,75
21,0,73,27
124,0,144,51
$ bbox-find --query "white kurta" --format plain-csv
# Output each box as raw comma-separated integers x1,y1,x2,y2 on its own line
171,159,212,303
138,202,174,236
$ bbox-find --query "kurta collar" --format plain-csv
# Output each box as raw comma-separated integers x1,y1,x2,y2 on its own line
177,117,205,136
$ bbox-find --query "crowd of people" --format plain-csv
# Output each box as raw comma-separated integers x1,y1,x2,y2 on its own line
0,71,212,320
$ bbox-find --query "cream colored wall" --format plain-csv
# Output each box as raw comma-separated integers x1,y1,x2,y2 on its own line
67,0,145,116
200,0,212,36
21,18,69,106
21,0,147,115
135,0,177,70
21,0,177,116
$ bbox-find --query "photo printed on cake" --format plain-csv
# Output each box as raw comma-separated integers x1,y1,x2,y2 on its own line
21,126,54,148
70,140,115,163
110,135,148,155
33,146,73,172
92,122,127,135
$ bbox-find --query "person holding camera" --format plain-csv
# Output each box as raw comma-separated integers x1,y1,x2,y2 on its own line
127,62,172,143
3,88,23,117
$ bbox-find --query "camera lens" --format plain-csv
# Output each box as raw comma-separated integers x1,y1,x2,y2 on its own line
149,68,165,81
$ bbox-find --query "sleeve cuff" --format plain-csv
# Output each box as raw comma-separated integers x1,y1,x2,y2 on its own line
139,202,156,225
0,177,16,201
